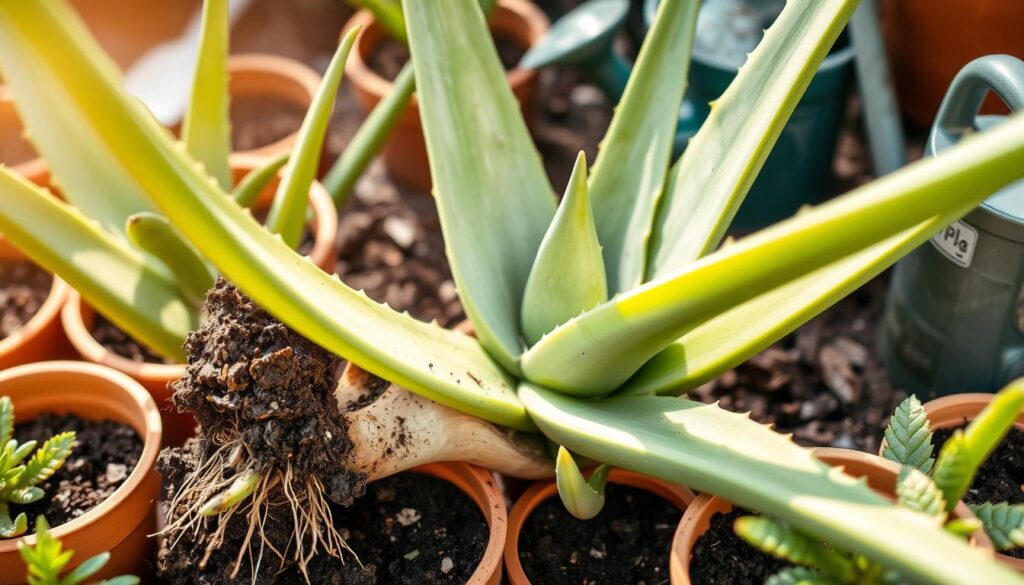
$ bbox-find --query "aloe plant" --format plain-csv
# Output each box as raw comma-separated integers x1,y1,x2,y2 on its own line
0,398,75,539
2,0,1024,582
19,517,138,585
0,0,381,361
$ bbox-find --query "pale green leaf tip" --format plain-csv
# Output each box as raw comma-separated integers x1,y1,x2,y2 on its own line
199,470,259,517
555,447,608,520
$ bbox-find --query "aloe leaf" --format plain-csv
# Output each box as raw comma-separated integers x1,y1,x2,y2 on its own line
403,0,557,374
521,116,1024,395
518,383,1023,584
554,447,608,520
323,63,415,207
766,568,835,585
521,153,607,345
266,27,358,249
233,151,289,208
181,0,231,191
0,169,194,360
0,2,159,238
586,0,698,292
735,516,856,581
933,380,1024,512
646,0,858,279
0,0,530,430
125,212,215,306
883,395,935,474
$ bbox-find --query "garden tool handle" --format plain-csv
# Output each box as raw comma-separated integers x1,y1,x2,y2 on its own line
929,55,1024,154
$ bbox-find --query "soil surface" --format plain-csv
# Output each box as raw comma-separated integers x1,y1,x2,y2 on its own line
518,484,681,584
693,276,907,453
934,425,1024,559
91,314,175,365
0,259,51,340
334,472,488,585
15,413,142,531
231,94,308,152
368,33,527,82
690,508,791,585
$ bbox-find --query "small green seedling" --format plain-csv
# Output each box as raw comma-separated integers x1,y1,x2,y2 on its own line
19,517,138,585
0,397,75,539
733,380,1024,583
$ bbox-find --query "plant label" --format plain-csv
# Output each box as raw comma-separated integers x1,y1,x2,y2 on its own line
930,219,977,268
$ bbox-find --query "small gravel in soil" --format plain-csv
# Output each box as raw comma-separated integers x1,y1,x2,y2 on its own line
15,413,142,530
0,260,52,340
690,508,791,585
91,314,174,364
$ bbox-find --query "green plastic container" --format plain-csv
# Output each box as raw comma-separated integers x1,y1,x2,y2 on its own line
880,55,1024,397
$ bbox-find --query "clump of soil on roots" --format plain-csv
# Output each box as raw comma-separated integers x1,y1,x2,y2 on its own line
157,278,373,584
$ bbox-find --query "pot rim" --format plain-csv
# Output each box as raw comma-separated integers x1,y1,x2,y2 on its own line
342,0,549,108
0,241,70,363
0,361,161,551
0,96,48,185
504,468,695,585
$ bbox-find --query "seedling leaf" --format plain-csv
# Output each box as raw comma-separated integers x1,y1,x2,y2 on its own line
735,516,855,581
896,466,946,520
971,503,1024,551
883,396,935,473
233,152,289,208
554,447,608,520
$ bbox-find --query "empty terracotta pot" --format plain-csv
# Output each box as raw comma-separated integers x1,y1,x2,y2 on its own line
919,393,1024,571
504,469,695,585
670,448,994,584
412,462,508,585
0,361,162,585
60,154,338,446
343,0,548,192
0,240,71,370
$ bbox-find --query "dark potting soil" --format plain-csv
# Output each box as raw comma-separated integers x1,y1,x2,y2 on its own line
15,413,142,531
91,314,175,365
0,259,51,340
934,425,1024,559
518,483,680,585
693,276,908,453
335,161,465,327
333,472,488,585
230,94,308,152
690,508,791,585
368,33,526,82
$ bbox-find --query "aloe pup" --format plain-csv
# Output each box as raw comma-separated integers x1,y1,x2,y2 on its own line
2,0,1024,582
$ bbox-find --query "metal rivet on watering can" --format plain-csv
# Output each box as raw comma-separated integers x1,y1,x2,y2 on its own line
643,0,856,231
519,0,631,102
880,55,1024,398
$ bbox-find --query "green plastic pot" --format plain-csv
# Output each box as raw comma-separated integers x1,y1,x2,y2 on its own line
881,54,1024,397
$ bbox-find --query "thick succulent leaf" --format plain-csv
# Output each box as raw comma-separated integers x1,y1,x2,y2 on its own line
646,0,858,279
767,568,836,585
61,553,110,585
403,0,557,374
0,169,195,360
0,398,12,448
518,383,1023,584
521,153,607,345
99,577,141,585
896,467,946,520
521,116,1024,395
0,503,27,539
735,516,856,581
233,152,289,208
266,28,358,249
5,487,44,505
0,1,159,238
933,380,1024,512
323,63,415,208
126,212,215,307
0,0,530,430
554,447,609,520
587,0,698,292
9,441,36,468
971,503,1024,551
181,0,231,191
883,396,935,473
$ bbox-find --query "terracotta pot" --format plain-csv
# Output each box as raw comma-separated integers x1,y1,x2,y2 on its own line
0,240,72,370
412,462,508,585
60,154,337,446
670,448,994,584
0,361,162,585
919,393,1024,571
504,469,696,585
0,97,47,186
227,54,322,159
883,0,1024,128
343,0,548,192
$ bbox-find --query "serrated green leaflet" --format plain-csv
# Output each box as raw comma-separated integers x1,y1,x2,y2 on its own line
182,0,231,191
587,0,697,292
896,467,946,519
971,503,1024,551
735,516,855,580
518,383,1023,584
883,395,935,473
404,0,557,375
522,118,1024,395
646,0,858,279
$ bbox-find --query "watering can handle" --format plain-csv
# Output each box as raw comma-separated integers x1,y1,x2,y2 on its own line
929,55,1024,154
